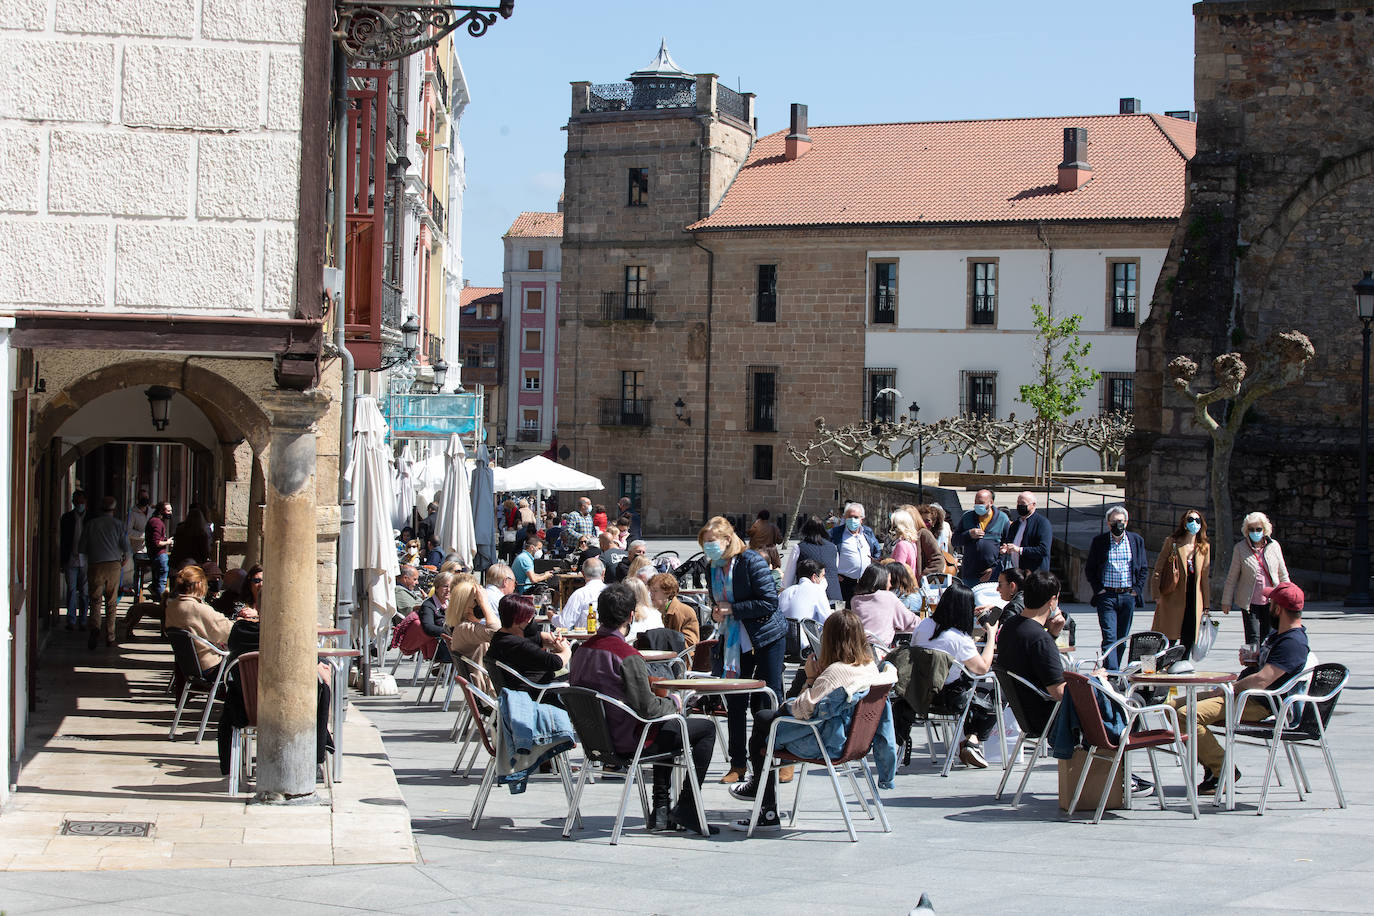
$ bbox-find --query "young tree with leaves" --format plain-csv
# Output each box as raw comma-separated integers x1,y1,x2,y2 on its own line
1017,303,1099,485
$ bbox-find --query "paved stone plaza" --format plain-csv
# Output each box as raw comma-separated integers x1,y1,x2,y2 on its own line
0,597,1369,914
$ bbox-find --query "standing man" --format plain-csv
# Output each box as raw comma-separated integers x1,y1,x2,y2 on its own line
565,497,595,548
1000,491,1053,572
146,502,174,601
952,489,1010,586
1085,505,1148,669
125,488,154,596
828,502,880,603
80,495,127,649
58,490,89,631
618,496,642,542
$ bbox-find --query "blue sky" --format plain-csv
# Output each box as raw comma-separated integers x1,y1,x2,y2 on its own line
454,0,1198,285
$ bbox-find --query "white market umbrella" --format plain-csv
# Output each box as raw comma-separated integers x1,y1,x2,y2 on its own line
347,397,400,651
435,433,476,566
392,441,416,532
471,443,498,572
491,455,604,492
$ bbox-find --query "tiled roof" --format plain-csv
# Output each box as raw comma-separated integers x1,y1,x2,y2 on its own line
504,211,564,238
689,113,1195,231
459,286,501,308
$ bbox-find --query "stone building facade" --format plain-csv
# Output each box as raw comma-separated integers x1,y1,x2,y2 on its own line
1130,1,1374,575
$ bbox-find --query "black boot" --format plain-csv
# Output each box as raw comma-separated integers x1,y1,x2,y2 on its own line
668,795,719,836
647,778,672,832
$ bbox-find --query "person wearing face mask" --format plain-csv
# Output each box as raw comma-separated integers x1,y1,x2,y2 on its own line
512,535,554,594
951,489,1010,587
1151,509,1211,655
58,490,90,631
699,515,784,784
125,488,154,596
1220,511,1291,645
999,491,1052,573
1085,505,1149,669
828,502,881,602
146,502,175,600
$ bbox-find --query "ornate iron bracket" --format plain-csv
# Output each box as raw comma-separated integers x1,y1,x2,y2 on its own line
334,1,513,62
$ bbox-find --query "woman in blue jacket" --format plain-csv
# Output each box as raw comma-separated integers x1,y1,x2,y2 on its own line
700,515,784,783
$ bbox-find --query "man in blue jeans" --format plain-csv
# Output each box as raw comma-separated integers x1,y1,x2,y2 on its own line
146,501,174,600
1084,505,1149,669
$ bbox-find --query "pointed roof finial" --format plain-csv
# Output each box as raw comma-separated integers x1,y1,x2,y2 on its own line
631,38,690,79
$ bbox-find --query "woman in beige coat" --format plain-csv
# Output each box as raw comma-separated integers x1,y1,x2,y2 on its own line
1220,511,1291,645
1151,509,1210,652
164,565,232,674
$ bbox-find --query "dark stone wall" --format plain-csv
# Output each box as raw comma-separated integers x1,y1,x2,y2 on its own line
1131,2,1374,580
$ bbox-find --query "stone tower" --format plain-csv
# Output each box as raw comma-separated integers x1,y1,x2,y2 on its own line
557,42,755,532
1131,2,1374,577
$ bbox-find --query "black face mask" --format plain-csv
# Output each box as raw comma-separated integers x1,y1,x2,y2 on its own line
137,498,149,508
1110,521,1126,536
1016,505,1030,517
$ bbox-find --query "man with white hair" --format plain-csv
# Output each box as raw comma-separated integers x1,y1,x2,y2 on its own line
615,539,649,582
555,557,607,630
828,502,880,602
1085,504,1148,669
484,562,516,617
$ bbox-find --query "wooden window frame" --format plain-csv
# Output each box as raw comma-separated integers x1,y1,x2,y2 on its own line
522,328,542,353
527,249,544,270
524,288,544,313
522,368,542,391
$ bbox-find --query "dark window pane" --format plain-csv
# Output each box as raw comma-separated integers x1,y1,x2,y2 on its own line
753,444,773,481
872,262,897,324
757,264,777,323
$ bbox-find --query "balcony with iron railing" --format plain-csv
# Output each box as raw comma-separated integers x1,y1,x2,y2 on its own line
599,398,652,427
516,425,542,442
434,58,449,106
600,291,654,321
427,185,445,233
381,281,403,330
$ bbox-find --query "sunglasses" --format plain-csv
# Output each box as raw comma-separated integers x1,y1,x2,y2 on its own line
1184,517,1200,524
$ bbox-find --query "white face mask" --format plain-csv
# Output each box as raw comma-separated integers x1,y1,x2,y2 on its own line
531,549,543,560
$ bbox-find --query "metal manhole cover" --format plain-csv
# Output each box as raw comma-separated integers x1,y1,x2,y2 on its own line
60,820,153,837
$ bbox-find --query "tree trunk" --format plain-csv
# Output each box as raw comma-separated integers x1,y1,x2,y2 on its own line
784,464,811,545
1209,429,1235,602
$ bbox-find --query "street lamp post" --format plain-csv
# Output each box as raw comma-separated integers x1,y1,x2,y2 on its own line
909,401,922,500
1348,271,1374,607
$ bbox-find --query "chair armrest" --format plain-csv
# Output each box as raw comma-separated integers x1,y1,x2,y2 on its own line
596,692,687,727
187,632,230,658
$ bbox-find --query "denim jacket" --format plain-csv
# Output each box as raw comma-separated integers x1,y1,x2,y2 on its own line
1050,681,1127,760
497,688,576,793
773,685,899,789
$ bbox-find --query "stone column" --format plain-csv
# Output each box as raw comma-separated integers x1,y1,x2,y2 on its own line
255,388,331,803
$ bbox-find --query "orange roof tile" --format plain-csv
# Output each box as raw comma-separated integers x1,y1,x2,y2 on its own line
689,113,1194,231
459,286,501,308
504,211,564,238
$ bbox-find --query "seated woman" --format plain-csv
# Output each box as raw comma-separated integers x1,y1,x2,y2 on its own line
625,577,665,642
164,565,232,676
881,559,925,618
730,610,897,829
487,594,570,696
647,573,700,648
418,571,455,665
849,563,920,648
445,572,499,660
911,581,1000,768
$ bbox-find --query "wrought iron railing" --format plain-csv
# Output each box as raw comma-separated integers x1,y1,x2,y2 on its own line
600,398,652,427
426,332,443,364
427,184,445,232
717,84,746,122
972,295,997,324
433,58,449,106
586,81,694,113
381,281,403,328
516,426,541,442
600,291,654,321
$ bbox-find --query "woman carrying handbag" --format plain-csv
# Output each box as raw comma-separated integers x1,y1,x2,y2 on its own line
1219,511,1291,645
1151,509,1211,654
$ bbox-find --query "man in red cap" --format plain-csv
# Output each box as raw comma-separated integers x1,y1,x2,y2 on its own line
1173,581,1309,794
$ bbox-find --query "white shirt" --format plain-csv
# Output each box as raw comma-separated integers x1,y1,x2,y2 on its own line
837,530,871,578
778,579,832,625
627,606,664,642
483,585,506,619
912,617,978,686
555,578,606,629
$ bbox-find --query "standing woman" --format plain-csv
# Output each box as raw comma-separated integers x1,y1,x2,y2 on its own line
890,506,945,579
1151,509,1211,653
1220,511,1291,645
699,515,784,784
782,515,842,603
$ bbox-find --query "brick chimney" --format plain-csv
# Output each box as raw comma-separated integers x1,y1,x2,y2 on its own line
784,103,811,160
1057,127,1092,192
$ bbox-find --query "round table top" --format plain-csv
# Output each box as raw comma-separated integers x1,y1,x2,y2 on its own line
654,677,766,693
1129,671,1237,686
559,630,596,640
317,628,346,636
317,648,361,658
638,649,678,662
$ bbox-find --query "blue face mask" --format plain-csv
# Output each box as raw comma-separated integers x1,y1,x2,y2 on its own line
702,540,725,564
845,517,862,533
1185,520,1201,535
973,504,989,517
1248,530,1264,544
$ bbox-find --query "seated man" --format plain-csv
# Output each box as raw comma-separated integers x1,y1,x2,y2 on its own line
598,530,628,582
487,594,570,696
995,570,1068,738
422,535,445,569
394,564,425,623
554,557,607,630
569,584,717,835
778,557,832,627
1174,582,1309,795
483,562,516,618
512,535,554,594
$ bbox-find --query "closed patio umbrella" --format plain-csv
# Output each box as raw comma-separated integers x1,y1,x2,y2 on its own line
393,441,416,533
470,443,497,573
435,433,476,566
347,397,399,660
